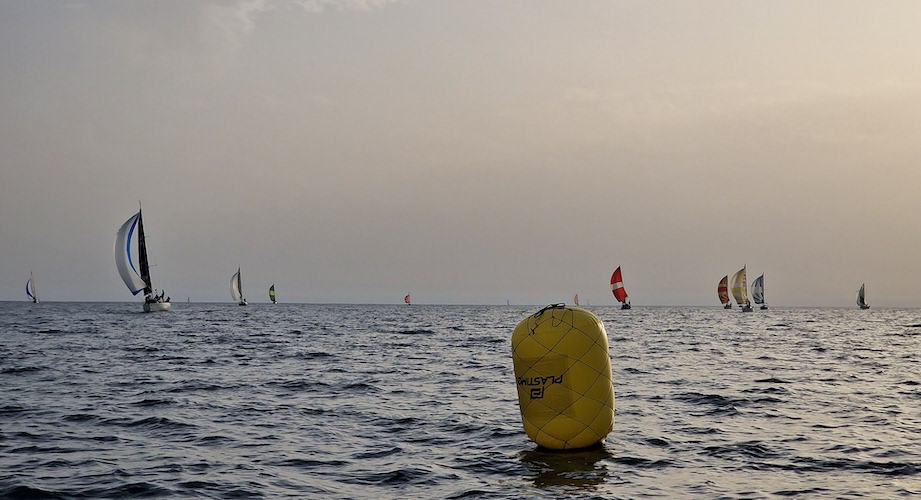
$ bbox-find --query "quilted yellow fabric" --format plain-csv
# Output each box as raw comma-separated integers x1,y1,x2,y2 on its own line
512,305,614,449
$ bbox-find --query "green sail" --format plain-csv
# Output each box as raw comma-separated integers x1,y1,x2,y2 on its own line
269,284,276,303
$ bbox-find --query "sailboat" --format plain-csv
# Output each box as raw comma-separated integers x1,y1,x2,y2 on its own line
718,275,731,309
269,284,277,304
574,293,580,306
752,274,768,310
610,266,631,309
26,271,39,304
231,267,247,306
114,204,171,312
730,265,752,312
857,283,870,309
404,293,411,305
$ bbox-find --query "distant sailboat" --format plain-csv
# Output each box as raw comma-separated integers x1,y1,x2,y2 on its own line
269,284,277,304
752,274,767,310
718,275,731,309
404,293,411,305
114,204,171,312
751,274,768,310
26,271,39,304
574,293,580,306
731,265,752,312
231,267,247,306
610,266,631,309
857,283,870,309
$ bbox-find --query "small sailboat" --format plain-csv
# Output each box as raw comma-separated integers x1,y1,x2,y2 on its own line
404,293,411,305
610,266,631,309
231,267,247,306
718,275,731,309
730,265,752,312
857,283,870,309
26,271,39,304
269,284,277,304
574,293,580,306
114,204,171,312
752,274,768,310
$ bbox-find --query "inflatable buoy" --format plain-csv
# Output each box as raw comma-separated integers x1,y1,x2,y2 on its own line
511,304,614,450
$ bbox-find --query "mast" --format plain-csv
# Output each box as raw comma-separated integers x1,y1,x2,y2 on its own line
137,204,153,297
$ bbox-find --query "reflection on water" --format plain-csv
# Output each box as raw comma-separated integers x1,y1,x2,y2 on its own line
519,445,614,491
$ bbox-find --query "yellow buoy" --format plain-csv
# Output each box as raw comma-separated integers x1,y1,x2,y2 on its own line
511,304,614,450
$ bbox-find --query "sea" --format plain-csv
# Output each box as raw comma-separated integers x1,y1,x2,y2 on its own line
1,302,919,499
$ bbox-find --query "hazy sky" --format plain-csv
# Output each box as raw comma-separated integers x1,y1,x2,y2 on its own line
2,0,920,306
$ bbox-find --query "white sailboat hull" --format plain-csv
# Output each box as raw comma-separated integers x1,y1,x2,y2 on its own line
144,301,171,312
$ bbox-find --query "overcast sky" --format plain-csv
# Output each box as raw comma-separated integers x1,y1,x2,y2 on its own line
2,1,920,306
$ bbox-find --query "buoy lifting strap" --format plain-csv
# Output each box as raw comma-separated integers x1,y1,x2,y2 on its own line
533,303,566,318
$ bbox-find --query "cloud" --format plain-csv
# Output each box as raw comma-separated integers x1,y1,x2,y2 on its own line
201,0,402,76
294,0,403,14
204,0,274,49
205,0,402,44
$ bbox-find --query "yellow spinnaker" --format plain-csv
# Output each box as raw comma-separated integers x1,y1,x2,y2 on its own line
511,305,614,450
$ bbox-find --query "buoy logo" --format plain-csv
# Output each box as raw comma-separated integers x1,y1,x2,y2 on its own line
517,374,564,399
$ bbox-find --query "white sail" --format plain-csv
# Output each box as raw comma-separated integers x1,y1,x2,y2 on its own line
751,274,765,304
26,271,39,303
231,268,246,304
114,212,147,295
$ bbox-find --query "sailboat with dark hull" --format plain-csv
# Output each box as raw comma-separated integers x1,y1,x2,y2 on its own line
114,204,171,312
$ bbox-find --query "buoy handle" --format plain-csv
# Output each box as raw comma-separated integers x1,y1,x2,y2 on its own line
533,303,566,318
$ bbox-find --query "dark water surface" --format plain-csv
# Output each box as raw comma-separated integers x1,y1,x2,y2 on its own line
2,302,919,498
